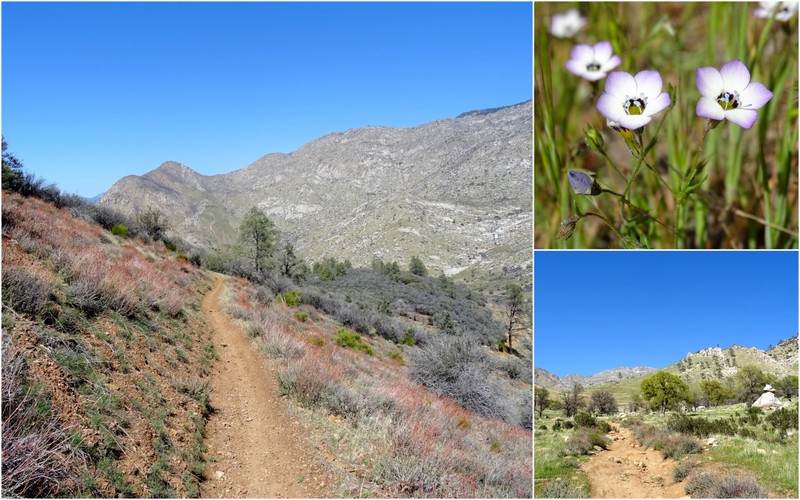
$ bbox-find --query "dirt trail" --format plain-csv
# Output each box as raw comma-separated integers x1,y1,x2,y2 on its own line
580,424,687,498
200,274,333,498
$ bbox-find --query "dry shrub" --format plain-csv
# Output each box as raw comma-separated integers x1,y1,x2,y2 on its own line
685,471,767,498
409,336,512,422
1,265,52,315
276,358,335,408
565,427,609,455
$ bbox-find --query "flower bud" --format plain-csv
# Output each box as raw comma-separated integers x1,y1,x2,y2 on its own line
584,126,605,153
568,170,602,196
556,216,581,241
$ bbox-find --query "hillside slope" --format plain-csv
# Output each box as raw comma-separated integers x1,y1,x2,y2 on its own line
2,191,214,496
99,101,532,284
2,191,532,497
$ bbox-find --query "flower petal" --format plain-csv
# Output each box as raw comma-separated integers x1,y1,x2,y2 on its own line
604,72,637,101
600,55,622,72
568,170,596,195
696,96,726,121
570,44,594,64
596,93,625,122
565,59,588,78
696,66,724,98
644,92,671,116
615,114,652,130
719,59,751,92
593,41,614,63
724,108,759,129
634,70,663,99
739,81,774,109
582,70,608,82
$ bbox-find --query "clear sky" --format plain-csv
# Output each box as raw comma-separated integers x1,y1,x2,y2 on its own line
1,1,532,197
535,251,799,378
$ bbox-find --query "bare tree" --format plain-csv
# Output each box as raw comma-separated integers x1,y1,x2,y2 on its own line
503,282,526,353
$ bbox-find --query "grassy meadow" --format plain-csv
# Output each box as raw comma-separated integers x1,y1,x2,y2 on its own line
535,2,798,248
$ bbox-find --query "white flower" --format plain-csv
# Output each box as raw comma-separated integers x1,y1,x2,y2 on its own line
695,59,774,129
596,70,671,130
565,41,622,82
548,9,587,38
754,1,798,21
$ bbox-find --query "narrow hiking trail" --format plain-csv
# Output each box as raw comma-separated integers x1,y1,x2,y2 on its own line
580,424,687,498
200,274,334,498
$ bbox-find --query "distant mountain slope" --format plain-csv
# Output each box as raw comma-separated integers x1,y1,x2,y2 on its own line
534,366,657,392
536,335,798,396
534,368,569,392
99,101,532,284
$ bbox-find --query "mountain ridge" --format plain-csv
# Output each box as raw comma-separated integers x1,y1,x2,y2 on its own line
100,100,532,285
535,335,799,393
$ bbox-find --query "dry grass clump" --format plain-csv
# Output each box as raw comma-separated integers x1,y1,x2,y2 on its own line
1,338,84,497
631,421,703,460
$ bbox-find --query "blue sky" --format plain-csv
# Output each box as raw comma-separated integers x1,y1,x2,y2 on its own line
1,1,532,197
535,251,799,377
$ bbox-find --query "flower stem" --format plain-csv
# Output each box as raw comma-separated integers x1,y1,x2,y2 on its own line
602,189,673,232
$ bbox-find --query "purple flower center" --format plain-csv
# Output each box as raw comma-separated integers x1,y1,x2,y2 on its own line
717,91,740,111
586,62,601,72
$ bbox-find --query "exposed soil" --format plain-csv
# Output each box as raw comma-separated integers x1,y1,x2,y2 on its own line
200,274,334,498
580,424,688,498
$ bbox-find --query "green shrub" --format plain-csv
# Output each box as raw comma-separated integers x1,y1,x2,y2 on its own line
276,290,302,307
111,224,127,237
176,253,189,263
401,333,417,346
597,420,612,433
307,337,325,347
335,327,374,356
766,407,798,435
293,311,309,322
163,241,178,252
574,412,596,428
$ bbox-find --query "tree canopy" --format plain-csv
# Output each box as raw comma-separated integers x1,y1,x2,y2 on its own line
700,380,736,407
640,371,689,415
238,207,279,274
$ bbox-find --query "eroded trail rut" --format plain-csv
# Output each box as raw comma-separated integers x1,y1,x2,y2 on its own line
200,274,333,498
581,424,687,498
